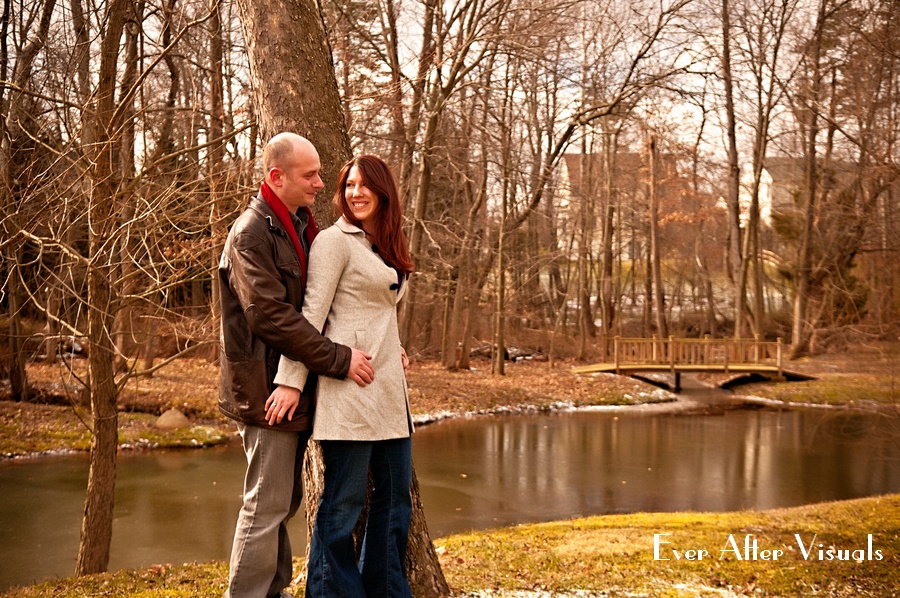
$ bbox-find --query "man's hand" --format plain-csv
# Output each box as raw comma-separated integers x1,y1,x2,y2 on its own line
347,348,374,387
400,346,409,375
265,385,300,425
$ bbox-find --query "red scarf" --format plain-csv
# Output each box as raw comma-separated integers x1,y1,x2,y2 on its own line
260,181,319,286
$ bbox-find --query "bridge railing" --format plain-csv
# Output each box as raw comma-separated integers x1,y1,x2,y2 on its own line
610,335,784,375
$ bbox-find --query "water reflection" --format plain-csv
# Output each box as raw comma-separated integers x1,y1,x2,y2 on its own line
0,443,309,591
1,405,898,591
413,409,900,537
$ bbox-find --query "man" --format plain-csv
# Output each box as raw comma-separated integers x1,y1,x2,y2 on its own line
218,132,374,598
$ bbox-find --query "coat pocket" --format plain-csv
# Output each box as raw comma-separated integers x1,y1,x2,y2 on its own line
355,330,368,353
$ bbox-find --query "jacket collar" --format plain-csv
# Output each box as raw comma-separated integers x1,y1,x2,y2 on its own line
248,195,288,238
335,215,365,235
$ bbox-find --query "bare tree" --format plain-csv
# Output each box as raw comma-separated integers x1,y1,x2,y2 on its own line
1,0,57,401
0,0,241,574
647,133,669,337
790,0,832,356
74,0,132,574
721,0,748,337
734,0,799,337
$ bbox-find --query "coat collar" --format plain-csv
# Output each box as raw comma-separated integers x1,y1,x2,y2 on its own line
334,215,365,235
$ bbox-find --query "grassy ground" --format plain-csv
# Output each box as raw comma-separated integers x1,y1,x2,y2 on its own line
3,494,897,597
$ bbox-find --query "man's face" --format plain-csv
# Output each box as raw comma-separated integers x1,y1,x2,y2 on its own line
270,143,325,211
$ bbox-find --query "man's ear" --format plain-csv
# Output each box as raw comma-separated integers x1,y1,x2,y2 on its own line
268,167,283,187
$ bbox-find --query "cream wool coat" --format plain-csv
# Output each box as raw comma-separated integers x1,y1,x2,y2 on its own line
274,216,413,441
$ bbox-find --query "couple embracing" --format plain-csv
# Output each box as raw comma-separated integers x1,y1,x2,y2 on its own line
218,132,415,598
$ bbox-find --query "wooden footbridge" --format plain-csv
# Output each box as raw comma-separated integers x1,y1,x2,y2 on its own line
572,336,812,391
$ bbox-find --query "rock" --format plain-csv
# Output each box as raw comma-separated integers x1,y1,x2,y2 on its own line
155,408,190,430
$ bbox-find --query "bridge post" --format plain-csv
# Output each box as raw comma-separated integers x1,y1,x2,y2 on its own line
669,335,675,373
777,337,783,377
703,334,710,364
723,338,730,374
614,336,620,375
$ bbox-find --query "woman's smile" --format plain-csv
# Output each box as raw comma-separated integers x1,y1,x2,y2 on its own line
345,166,379,226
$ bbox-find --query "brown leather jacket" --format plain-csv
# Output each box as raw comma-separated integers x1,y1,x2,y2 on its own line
218,196,351,431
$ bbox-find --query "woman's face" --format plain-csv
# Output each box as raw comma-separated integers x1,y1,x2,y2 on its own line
344,165,380,228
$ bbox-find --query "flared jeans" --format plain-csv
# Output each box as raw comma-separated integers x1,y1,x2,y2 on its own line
306,437,413,597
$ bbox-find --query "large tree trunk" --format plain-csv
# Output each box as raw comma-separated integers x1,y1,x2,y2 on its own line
233,0,351,222
406,468,450,595
235,0,448,593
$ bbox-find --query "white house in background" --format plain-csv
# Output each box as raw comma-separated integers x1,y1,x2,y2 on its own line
739,164,776,227
736,157,857,228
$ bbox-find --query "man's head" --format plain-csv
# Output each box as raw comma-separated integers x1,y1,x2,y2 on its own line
262,132,325,211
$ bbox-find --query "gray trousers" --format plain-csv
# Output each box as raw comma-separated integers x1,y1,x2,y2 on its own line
225,423,311,598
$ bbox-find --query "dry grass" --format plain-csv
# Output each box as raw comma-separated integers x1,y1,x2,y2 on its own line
437,494,900,597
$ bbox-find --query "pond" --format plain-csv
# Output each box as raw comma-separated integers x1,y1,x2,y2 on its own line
2,384,899,591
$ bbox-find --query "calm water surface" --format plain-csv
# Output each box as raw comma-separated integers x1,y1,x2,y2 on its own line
414,406,900,537
1,387,899,590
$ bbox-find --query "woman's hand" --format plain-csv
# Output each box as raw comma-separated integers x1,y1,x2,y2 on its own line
265,385,301,425
400,346,409,375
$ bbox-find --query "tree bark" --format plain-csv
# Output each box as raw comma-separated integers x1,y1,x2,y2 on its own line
576,140,596,360
598,124,618,358
233,0,351,223
208,0,225,339
112,0,143,372
405,468,451,596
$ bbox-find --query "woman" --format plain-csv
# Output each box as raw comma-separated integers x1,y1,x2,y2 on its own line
268,155,415,597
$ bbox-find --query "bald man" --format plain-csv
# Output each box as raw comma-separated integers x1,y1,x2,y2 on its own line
218,133,374,598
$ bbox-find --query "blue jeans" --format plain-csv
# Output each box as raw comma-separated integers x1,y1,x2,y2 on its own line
226,424,310,598
306,437,413,598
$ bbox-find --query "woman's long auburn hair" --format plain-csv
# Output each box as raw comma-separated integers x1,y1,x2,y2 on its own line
333,155,414,276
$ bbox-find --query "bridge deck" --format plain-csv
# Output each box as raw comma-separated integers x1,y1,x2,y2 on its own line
571,362,811,380
569,337,814,384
